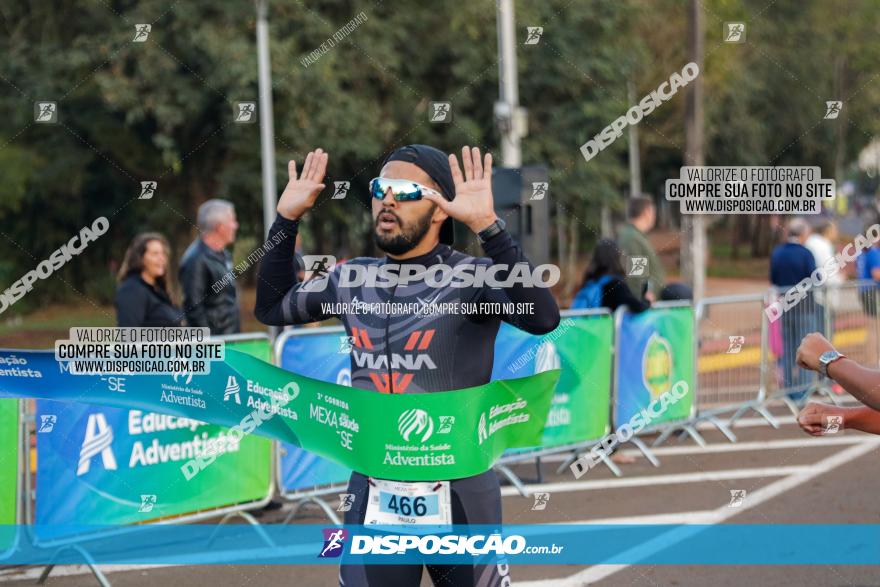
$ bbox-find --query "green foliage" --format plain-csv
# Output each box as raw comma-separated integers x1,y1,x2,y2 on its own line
1,0,878,309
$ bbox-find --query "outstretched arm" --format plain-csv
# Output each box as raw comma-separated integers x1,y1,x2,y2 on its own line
478,230,561,334
422,146,560,334
798,402,880,436
255,149,337,326
797,332,880,411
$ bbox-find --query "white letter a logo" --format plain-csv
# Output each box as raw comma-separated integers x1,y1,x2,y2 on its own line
78,412,117,476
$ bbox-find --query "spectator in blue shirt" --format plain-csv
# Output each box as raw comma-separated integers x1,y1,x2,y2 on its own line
857,242,880,316
770,218,818,397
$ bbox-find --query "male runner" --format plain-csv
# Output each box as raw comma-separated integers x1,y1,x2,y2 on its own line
255,144,560,586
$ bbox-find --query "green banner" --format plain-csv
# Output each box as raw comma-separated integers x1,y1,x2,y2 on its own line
226,351,559,480
200,336,271,503
544,315,613,446
221,336,273,487
495,314,613,450
0,399,17,525
1,349,559,482
225,337,272,363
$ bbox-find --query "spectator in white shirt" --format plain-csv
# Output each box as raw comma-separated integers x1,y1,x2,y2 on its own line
805,219,843,310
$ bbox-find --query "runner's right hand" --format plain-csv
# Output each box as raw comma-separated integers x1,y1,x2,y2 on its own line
797,402,846,436
277,148,328,220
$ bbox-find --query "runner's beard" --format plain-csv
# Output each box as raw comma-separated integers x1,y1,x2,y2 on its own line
373,204,436,256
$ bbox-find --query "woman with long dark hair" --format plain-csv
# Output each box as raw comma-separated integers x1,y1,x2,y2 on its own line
115,233,183,327
572,238,650,312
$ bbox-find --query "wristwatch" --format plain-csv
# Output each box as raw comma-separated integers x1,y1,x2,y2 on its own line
818,350,845,379
477,218,506,244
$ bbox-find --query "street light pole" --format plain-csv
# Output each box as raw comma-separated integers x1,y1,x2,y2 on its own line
256,0,277,240
683,0,706,300
627,80,641,198
496,0,522,167
256,0,279,342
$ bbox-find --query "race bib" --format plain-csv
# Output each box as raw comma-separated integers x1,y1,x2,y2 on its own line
364,478,452,532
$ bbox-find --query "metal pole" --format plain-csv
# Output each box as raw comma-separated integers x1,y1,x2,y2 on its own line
627,80,641,198
683,0,706,301
256,0,279,342
256,0,277,240
496,0,521,167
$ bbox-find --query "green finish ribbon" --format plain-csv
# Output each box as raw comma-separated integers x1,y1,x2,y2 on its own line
0,349,559,481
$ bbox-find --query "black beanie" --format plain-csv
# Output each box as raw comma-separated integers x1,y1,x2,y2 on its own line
382,144,456,245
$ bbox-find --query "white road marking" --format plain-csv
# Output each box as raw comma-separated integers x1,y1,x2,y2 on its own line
0,565,171,582
619,434,865,457
563,510,716,525
500,465,808,497
536,434,863,463
515,438,880,587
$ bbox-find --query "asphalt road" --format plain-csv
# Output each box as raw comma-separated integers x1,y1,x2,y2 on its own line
2,404,879,587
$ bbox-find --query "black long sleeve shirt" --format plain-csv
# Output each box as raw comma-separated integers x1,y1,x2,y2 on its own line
255,214,560,394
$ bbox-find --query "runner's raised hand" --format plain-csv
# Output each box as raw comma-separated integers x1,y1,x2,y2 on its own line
277,148,328,221
422,146,498,233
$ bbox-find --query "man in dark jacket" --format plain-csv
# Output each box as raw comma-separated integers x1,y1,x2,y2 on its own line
770,217,818,396
618,196,665,301
179,199,240,335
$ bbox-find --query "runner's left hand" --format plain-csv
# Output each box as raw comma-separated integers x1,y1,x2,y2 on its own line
421,146,498,233
796,332,835,372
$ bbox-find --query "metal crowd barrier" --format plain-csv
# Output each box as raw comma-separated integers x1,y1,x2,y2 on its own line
760,285,825,417
559,302,696,477
614,301,704,458
696,293,767,411
25,332,277,586
720,281,879,427
614,282,878,451
826,280,880,371
693,293,769,436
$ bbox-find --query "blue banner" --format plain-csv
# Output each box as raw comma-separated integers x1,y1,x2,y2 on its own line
30,338,275,536
1,524,879,565
278,330,353,493
33,400,270,534
615,307,695,428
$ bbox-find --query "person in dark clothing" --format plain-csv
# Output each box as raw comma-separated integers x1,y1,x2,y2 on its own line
618,196,665,301
770,219,818,287
770,217,819,397
255,145,559,587
572,239,650,313
179,199,240,335
115,233,183,327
